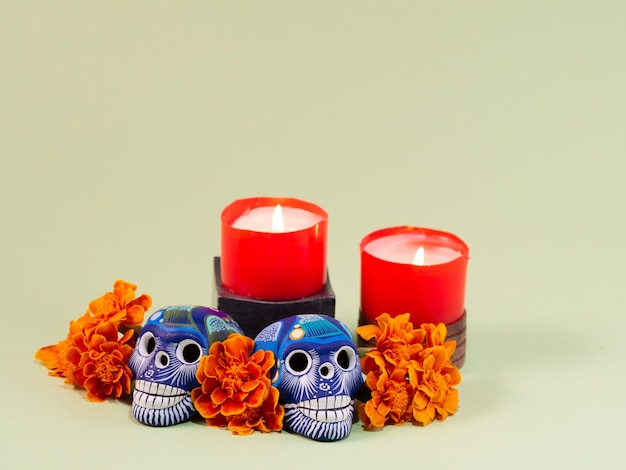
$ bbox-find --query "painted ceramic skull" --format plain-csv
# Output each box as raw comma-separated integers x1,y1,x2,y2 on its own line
253,314,363,441
129,305,242,427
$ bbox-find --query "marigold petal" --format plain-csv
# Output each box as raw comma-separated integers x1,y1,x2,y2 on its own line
223,334,253,358
84,377,105,401
205,414,229,428
258,350,275,373
447,366,462,386
412,408,433,426
83,361,97,378
208,341,225,360
364,350,388,375
436,323,447,341
111,367,125,383
88,295,115,317
413,390,429,408
364,371,381,391
211,387,228,405
231,390,248,403
240,378,260,394
228,421,255,436
128,293,152,311
422,353,435,372
66,347,82,367
389,367,407,383
246,383,268,408
203,354,221,376
429,346,448,371
124,305,147,326
363,400,387,428
201,377,219,395
258,387,284,431
99,341,120,355
221,400,247,416
193,393,222,419
94,321,119,341
356,324,382,343
442,388,459,415
190,387,202,401
444,340,456,359
113,279,138,303
34,343,57,363
69,314,91,335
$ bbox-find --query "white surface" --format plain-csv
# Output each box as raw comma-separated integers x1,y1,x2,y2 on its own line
1,2,625,469
232,204,323,232
364,234,463,265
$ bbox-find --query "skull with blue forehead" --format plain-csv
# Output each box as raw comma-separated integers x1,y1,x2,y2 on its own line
254,314,363,441
129,305,242,427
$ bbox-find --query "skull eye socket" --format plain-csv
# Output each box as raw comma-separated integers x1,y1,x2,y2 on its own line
176,339,203,365
137,332,156,357
335,346,357,371
285,350,312,376
155,351,169,369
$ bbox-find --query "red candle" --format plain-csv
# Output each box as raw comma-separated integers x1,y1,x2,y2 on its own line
360,226,469,326
221,197,328,301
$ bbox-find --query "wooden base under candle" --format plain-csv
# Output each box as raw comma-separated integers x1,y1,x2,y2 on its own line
213,257,336,338
357,310,467,368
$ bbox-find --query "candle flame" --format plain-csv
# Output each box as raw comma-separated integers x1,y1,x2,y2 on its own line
272,204,285,232
413,246,425,266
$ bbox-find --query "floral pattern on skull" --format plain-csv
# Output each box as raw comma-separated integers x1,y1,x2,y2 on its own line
253,314,363,441
129,305,242,427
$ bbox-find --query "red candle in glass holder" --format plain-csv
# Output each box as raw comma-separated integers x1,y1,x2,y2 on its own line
221,197,328,301
360,226,469,326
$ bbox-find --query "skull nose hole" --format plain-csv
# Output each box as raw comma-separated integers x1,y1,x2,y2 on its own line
156,351,169,369
319,362,334,379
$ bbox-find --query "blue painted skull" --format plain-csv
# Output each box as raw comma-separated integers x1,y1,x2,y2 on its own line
129,305,242,427
253,314,363,441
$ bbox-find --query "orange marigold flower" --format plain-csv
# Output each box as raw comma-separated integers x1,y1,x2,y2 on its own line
34,316,95,378
226,386,284,436
357,313,425,372
359,367,413,429
35,280,150,379
34,339,72,378
87,279,152,330
411,348,461,426
66,321,135,402
358,315,462,430
191,334,283,435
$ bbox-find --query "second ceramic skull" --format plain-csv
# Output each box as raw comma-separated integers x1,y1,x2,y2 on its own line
253,314,363,441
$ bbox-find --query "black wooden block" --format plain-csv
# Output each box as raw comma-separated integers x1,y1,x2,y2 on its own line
213,257,336,339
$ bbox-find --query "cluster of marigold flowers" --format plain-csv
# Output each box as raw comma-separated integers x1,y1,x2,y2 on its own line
356,313,461,429
191,334,284,435
35,280,152,402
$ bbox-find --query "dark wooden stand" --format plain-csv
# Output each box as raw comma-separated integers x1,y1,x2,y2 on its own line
213,257,336,339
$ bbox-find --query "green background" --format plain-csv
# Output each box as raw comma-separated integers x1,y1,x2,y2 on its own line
2,2,624,468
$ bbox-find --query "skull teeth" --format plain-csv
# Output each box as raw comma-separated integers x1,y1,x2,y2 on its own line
294,395,353,423
133,380,187,410
134,380,186,397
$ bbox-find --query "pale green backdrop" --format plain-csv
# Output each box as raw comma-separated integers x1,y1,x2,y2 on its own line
1,1,624,469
